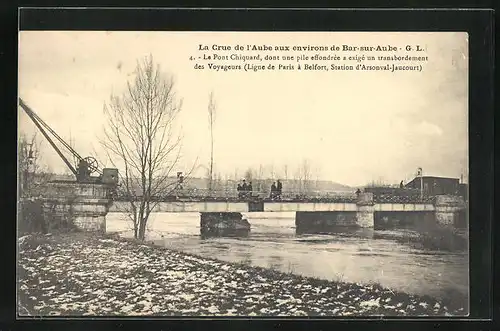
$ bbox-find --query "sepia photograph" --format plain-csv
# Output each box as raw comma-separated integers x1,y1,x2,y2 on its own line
17,30,469,317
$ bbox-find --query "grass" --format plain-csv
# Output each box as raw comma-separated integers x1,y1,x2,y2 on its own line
18,232,468,317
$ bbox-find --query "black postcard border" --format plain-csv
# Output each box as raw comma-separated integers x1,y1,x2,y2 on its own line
2,7,495,331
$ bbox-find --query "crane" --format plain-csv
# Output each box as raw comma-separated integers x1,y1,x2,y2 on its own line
19,98,118,186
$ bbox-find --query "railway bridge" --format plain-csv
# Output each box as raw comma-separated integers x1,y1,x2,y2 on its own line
40,181,466,234
18,98,467,235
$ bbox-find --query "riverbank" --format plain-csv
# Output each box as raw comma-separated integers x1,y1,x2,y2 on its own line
18,232,467,316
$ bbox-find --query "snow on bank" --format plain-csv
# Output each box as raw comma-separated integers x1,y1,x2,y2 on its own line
18,233,467,317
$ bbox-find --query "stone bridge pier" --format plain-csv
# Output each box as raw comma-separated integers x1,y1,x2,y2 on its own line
434,195,467,227
40,182,114,233
356,193,375,228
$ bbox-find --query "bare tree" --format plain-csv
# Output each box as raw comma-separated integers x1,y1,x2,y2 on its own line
243,165,267,193
243,168,251,182
293,166,303,193
207,92,216,192
213,171,223,191
18,132,53,235
301,159,312,193
282,164,289,181
293,159,312,194
267,164,276,180
18,133,50,197
100,55,191,241
314,165,322,190
257,164,265,191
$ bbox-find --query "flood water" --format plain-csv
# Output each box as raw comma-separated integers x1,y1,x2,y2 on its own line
106,212,469,302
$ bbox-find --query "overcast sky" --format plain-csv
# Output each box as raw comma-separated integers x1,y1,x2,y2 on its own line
18,31,468,187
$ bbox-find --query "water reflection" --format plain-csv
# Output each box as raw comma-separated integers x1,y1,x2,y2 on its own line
106,212,468,302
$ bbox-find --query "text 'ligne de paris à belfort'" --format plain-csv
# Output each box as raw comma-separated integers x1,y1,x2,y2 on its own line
195,44,428,73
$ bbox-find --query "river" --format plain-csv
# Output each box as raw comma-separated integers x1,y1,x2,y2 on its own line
106,212,469,303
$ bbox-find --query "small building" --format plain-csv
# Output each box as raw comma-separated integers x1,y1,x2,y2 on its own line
405,176,460,196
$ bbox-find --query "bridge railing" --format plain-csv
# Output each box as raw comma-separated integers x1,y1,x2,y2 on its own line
173,188,359,202
373,194,436,204
114,188,437,204
115,188,360,202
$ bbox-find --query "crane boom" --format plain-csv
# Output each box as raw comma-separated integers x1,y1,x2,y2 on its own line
22,100,84,160
19,98,79,176
19,98,117,186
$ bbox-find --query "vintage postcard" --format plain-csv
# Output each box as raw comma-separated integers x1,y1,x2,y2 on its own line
17,30,469,317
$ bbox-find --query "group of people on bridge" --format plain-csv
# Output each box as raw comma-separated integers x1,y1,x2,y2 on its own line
236,179,283,200
237,179,253,198
270,180,283,200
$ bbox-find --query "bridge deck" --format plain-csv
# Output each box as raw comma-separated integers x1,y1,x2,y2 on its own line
109,200,437,213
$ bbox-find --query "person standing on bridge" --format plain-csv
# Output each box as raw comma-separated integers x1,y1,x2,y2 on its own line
270,182,277,200
247,182,253,198
241,179,248,199
237,183,243,199
276,179,283,200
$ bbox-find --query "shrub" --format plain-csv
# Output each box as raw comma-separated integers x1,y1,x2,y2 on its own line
18,199,47,235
